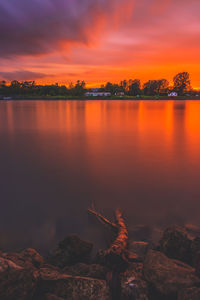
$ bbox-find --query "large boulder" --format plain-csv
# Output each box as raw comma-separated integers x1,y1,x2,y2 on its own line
190,237,200,274
34,267,110,300
185,224,200,239
159,225,192,263
2,248,44,269
129,242,149,262
178,287,200,300
0,256,38,300
47,235,93,268
63,263,108,280
121,268,149,300
143,250,200,296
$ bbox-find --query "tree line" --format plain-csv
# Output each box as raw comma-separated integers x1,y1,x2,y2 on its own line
0,72,195,97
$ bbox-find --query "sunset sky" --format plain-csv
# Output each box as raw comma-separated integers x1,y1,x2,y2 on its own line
0,0,199,88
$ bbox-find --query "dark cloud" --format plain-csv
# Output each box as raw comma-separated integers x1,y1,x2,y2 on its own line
0,70,48,81
0,0,134,57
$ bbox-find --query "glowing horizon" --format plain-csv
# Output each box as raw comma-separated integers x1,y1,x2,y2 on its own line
0,0,199,89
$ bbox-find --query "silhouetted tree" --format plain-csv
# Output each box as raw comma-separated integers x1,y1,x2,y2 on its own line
71,80,86,96
143,79,169,96
0,80,7,95
156,79,169,95
120,80,128,93
0,72,193,98
128,79,141,96
104,82,122,94
173,72,191,95
143,80,158,96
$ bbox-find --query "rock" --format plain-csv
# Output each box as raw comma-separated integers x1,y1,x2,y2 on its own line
1,248,44,269
47,235,93,268
159,225,192,263
34,267,110,300
126,250,140,262
190,237,200,274
128,262,144,277
0,256,38,300
144,250,200,296
0,256,22,272
43,294,65,300
178,287,200,300
63,263,108,279
20,248,44,268
129,242,149,261
185,224,200,238
121,268,149,300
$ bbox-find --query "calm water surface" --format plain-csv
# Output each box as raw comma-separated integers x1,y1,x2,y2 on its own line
0,100,200,253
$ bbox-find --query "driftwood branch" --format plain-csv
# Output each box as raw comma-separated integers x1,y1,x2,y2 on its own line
105,209,128,257
88,206,130,269
88,208,118,232
88,206,136,300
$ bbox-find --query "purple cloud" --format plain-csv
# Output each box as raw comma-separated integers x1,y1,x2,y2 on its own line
0,70,48,81
0,0,134,57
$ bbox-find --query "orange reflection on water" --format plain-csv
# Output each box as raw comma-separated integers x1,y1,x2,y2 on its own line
1,100,200,251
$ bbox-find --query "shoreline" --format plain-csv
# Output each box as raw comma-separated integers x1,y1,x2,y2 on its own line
1,96,200,101
1,221,200,299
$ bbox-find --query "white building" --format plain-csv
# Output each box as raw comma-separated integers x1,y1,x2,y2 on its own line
168,92,178,97
85,92,111,97
115,92,125,97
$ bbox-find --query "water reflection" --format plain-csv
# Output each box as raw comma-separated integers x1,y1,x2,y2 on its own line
0,100,200,253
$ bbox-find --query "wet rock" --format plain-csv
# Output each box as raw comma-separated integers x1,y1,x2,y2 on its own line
63,263,108,279
185,224,200,239
128,262,144,277
159,225,192,263
144,250,200,296
47,235,93,268
34,267,110,300
126,250,140,262
43,294,65,300
178,287,200,300
121,268,149,300
1,248,44,269
20,248,44,268
129,242,149,261
0,256,38,300
190,237,200,274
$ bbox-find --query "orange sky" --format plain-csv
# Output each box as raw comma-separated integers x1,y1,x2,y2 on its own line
0,0,199,88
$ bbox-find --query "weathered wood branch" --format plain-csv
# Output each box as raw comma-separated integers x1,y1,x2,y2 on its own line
88,206,130,270
88,207,137,300
88,208,118,232
105,209,128,257
103,209,129,270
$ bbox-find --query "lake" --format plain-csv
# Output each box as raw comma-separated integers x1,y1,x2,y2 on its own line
0,100,200,253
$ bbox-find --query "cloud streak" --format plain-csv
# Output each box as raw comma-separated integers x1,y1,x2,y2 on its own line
0,0,134,57
0,0,199,88
0,70,48,81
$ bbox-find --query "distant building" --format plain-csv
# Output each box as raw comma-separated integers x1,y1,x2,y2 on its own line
168,92,178,97
3,97,12,100
85,92,111,97
115,92,125,97
91,88,100,92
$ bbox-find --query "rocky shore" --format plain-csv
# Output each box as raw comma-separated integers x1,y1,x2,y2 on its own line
1,225,200,300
